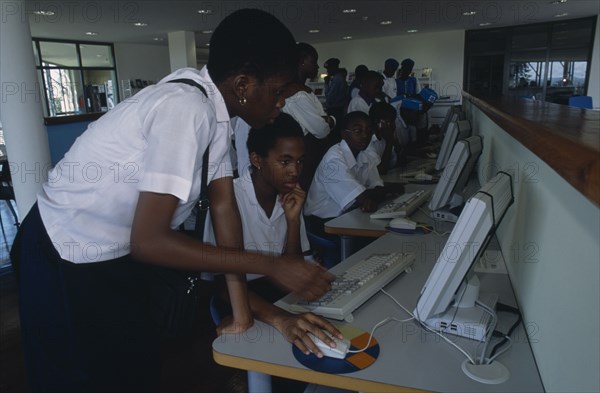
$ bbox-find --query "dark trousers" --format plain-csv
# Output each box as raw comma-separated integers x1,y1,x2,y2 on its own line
17,204,161,392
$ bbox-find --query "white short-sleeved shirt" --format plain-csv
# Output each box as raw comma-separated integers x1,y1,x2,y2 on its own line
367,135,398,168
37,66,233,263
347,95,371,115
203,176,310,281
282,91,331,139
304,140,383,218
382,75,397,99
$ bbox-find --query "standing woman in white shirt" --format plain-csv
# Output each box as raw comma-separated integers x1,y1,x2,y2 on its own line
15,9,333,393
282,43,335,192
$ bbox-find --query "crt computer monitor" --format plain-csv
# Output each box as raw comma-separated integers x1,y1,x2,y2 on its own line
414,171,514,342
435,119,471,171
429,135,483,222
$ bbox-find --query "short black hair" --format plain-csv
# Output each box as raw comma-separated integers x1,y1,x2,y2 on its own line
296,42,318,61
341,111,371,130
247,113,304,157
354,65,368,79
364,70,384,84
207,9,298,83
369,102,396,121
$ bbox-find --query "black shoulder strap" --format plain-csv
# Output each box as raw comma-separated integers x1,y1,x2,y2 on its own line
167,78,207,97
168,78,210,238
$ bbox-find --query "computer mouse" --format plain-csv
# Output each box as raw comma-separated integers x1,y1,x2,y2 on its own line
389,217,417,230
307,332,350,359
415,172,434,181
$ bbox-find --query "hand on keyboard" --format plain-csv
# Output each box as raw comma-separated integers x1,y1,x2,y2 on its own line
271,256,335,301
280,252,415,320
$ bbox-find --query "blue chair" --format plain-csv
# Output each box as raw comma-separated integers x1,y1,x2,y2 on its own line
568,95,593,109
306,231,340,269
209,296,273,393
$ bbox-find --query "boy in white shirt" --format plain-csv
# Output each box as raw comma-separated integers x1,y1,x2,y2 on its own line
304,111,404,254
347,71,384,114
368,102,405,174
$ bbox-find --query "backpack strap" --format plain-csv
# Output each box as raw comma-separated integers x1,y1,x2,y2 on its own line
168,78,210,238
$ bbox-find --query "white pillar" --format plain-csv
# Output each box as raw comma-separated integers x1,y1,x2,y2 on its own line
168,31,197,72
0,0,52,217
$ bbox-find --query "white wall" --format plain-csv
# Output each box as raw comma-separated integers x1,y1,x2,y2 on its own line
466,102,600,393
587,15,600,109
312,30,465,98
114,43,171,85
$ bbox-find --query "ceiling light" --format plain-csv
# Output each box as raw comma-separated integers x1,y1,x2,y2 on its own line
308,29,320,33
33,10,55,16
342,9,357,13
550,0,568,4
85,32,98,36
407,29,418,33
133,22,147,27
197,9,213,14
205,43,210,47
554,13,569,17
463,11,477,16
342,36,352,40
380,20,392,25
201,30,213,34
479,22,492,26
153,37,164,41
361,16,369,21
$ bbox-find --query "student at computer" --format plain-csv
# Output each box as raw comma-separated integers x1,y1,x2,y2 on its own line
14,9,333,392
205,113,342,355
282,42,335,192
368,102,405,174
347,71,384,114
304,111,404,243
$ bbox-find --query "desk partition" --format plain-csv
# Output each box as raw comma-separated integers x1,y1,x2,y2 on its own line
463,93,600,392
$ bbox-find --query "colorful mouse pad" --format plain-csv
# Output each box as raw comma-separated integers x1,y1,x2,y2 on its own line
292,324,379,374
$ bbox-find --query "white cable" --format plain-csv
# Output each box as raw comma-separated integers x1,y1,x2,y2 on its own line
347,316,404,353
486,336,512,364
409,294,477,365
347,289,415,354
475,300,498,364
380,289,415,320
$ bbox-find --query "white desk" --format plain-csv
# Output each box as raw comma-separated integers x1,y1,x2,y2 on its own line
213,233,544,392
324,182,441,259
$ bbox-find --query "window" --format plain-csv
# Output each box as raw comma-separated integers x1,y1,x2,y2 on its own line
465,17,596,104
33,39,118,117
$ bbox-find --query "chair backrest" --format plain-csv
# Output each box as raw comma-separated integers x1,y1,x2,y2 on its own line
568,95,593,109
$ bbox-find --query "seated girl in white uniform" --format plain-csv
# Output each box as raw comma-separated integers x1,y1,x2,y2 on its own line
204,113,340,354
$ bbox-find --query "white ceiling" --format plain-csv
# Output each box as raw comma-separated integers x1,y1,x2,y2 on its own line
26,0,599,47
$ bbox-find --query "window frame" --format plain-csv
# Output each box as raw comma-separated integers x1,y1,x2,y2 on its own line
33,38,119,117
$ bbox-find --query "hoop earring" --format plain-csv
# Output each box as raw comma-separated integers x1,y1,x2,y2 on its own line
239,96,247,106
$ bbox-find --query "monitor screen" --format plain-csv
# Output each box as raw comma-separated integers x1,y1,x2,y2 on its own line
429,135,483,218
414,172,514,339
435,119,472,171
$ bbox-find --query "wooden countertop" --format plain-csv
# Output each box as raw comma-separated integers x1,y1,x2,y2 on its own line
463,92,600,206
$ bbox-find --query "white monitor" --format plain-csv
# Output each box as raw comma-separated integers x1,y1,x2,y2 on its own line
429,135,482,222
414,172,514,342
435,119,472,171
438,105,464,139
